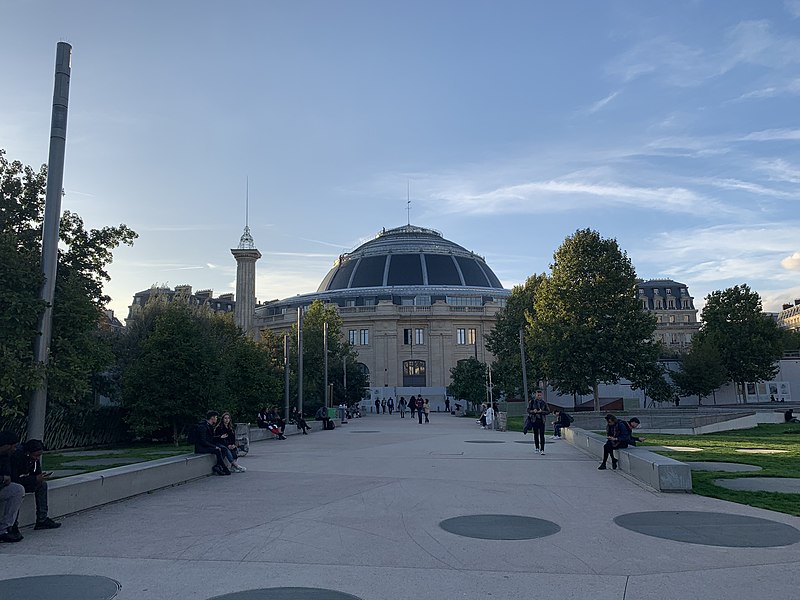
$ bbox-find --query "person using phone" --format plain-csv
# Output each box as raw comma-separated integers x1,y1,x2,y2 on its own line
10,439,61,531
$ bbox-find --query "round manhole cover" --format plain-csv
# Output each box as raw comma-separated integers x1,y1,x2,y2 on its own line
464,440,505,444
439,514,560,540
209,588,363,600
0,575,121,600
614,511,800,547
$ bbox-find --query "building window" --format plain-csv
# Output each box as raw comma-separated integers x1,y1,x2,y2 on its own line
357,363,370,385
403,360,426,386
403,329,412,345
666,288,672,295
360,329,369,345
401,297,414,306
415,295,431,306
683,315,689,323
655,299,663,309
415,328,424,345
345,299,356,307
447,296,482,306
667,299,675,309
640,299,648,310
669,315,675,323
349,330,357,345
364,297,376,306
468,328,476,345
457,328,466,344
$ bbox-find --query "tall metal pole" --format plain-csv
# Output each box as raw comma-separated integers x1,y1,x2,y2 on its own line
297,307,304,414
343,356,347,406
519,329,529,405
323,321,329,408
28,42,72,442
283,335,290,421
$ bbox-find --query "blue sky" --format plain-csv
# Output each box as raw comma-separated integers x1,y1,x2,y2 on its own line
3,1,800,320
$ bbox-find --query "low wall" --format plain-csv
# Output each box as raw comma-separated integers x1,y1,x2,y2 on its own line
18,454,215,527
562,426,692,492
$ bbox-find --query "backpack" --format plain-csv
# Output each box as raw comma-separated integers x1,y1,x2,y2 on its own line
325,420,335,430
566,413,574,424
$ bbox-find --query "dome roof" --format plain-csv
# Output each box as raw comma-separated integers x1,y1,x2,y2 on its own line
317,225,505,292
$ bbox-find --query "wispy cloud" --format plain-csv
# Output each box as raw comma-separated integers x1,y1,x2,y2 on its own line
739,128,800,142
586,90,621,114
695,177,797,199
757,158,800,183
609,21,800,87
431,178,734,217
787,0,800,18
730,77,800,101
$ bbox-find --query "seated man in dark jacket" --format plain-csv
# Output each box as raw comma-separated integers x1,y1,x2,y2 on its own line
551,409,573,439
10,439,60,532
0,431,25,543
194,411,231,475
598,415,631,470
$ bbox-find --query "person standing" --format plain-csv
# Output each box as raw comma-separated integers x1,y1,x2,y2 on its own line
423,399,431,423
408,395,417,420
416,396,424,424
374,398,381,415
399,397,407,418
381,399,387,414
484,403,495,430
387,397,394,415
527,390,549,455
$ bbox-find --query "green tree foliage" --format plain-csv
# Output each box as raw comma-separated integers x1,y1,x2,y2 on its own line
448,357,488,408
530,229,658,410
780,328,800,354
629,360,675,404
671,340,728,404
288,300,367,413
485,274,546,399
696,284,784,397
120,294,285,442
0,149,136,416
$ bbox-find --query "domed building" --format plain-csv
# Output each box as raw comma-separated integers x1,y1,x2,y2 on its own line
254,225,512,408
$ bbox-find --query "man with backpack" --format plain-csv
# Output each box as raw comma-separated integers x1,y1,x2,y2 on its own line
551,409,574,440
191,411,231,475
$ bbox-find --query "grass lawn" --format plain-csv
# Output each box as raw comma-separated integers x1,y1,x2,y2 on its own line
43,443,193,477
641,423,800,516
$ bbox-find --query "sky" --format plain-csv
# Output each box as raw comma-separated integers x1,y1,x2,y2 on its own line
3,1,800,321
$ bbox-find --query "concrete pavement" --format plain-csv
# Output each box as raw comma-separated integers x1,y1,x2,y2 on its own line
2,413,799,600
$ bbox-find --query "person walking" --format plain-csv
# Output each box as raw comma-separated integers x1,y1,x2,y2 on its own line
423,399,431,423
374,398,381,415
445,398,450,413
387,397,394,415
484,403,495,430
527,390,549,455
416,397,424,424
399,397,406,418
381,399,387,414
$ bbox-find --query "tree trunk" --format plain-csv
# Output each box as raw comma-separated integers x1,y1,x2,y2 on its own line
593,382,600,412
173,418,179,447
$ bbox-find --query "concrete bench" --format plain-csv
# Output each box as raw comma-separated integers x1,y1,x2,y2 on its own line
562,426,692,492
18,453,215,527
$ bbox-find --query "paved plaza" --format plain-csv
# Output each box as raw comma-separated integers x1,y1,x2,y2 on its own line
2,414,799,600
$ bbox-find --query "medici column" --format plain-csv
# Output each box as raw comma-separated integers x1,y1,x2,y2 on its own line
232,226,261,335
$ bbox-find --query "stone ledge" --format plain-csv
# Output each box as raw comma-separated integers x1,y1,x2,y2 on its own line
18,453,215,527
562,426,692,492
18,424,313,527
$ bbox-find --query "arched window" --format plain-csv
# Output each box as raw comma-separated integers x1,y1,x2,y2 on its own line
403,360,426,386
357,363,370,385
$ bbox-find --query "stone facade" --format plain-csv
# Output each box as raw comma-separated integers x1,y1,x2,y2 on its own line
637,279,700,352
778,299,800,332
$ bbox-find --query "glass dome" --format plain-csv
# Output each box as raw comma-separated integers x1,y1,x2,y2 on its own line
317,225,504,292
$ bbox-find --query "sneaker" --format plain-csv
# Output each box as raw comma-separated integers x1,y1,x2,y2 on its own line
34,518,61,530
212,465,225,476
550,436,559,440
234,465,246,473
598,464,607,470
540,450,545,455
0,530,23,543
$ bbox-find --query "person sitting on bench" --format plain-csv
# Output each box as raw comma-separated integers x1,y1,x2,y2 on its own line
626,417,645,446
290,406,310,434
598,414,631,470
194,411,231,476
551,409,573,439
315,405,332,430
11,439,61,532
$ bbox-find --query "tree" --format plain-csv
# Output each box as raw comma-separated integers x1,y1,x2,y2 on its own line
485,274,546,399
0,149,136,415
530,229,658,410
448,357,488,409
288,300,367,413
696,284,784,401
629,359,675,405
671,340,728,404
